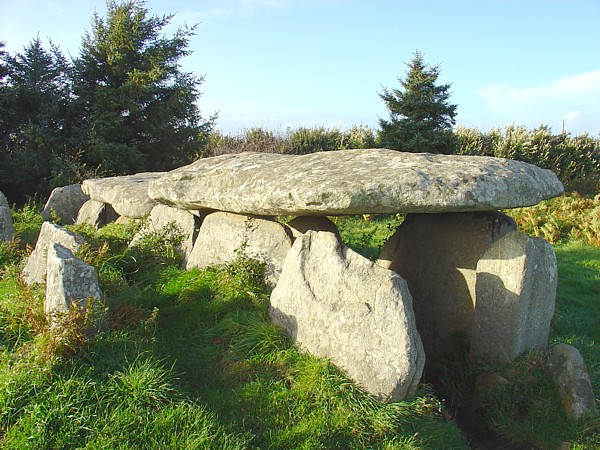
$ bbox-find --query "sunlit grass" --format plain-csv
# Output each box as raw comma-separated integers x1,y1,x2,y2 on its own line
0,197,598,448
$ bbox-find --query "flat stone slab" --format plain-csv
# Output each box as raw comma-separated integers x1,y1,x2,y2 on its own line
82,172,163,218
149,149,564,215
270,231,425,402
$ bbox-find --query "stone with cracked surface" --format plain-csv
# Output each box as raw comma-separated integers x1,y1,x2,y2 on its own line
45,243,103,319
270,231,425,402
149,149,564,215
82,172,163,218
22,222,87,285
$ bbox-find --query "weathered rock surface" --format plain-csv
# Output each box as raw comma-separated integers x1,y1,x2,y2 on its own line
377,212,516,370
270,231,425,402
148,149,564,215
76,199,119,229
82,172,163,218
22,222,87,285
42,184,90,224
548,344,598,420
286,215,340,238
0,191,15,242
187,212,293,287
132,204,201,265
45,243,103,320
470,231,557,365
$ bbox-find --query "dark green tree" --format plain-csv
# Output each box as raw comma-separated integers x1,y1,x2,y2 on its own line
71,0,214,176
378,51,457,154
0,38,71,202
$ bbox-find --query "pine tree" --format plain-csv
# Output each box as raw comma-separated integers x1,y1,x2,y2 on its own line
378,51,457,154
0,38,71,201
71,0,215,176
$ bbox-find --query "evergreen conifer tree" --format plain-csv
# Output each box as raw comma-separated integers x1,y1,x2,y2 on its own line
378,51,457,154
71,0,214,176
0,38,71,201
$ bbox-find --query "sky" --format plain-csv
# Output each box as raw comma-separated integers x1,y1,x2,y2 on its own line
1,0,599,136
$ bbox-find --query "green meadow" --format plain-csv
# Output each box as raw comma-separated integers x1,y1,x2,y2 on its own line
0,194,598,449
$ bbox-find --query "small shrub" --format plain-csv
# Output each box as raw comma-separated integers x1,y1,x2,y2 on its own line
44,298,107,359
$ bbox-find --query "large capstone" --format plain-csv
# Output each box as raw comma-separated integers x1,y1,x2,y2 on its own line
377,212,516,371
148,149,564,215
42,184,90,224
470,231,557,366
0,191,15,242
186,211,293,288
22,222,87,285
270,231,425,402
82,172,163,218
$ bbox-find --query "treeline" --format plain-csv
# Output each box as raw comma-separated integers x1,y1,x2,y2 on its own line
204,125,599,194
455,125,599,194
1,2,598,204
206,125,376,156
0,1,214,204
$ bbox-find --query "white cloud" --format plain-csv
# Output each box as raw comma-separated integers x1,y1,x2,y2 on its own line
47,1,63,12
480,70,600,134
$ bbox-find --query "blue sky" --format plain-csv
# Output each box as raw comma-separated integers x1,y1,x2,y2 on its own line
1,0,599,135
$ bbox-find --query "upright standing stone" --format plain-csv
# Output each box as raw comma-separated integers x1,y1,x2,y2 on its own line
41,184,90,224
270,231,425,402
187,212,293,288
377,212,516,370
131,204,201,265
547,344,598,420
470,231,557,365
0,191,15,242
22,222,87,285
76,199,119,229
45,243,103,318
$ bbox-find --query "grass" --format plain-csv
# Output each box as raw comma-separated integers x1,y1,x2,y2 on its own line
0,195,598,448
0,208,467,449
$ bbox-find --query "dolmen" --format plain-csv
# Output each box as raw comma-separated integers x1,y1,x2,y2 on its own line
34,149,565,402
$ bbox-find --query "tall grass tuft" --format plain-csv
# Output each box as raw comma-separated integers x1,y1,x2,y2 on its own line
456,124,600,194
